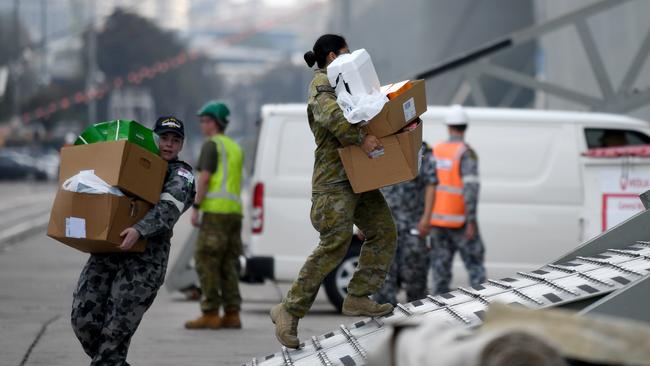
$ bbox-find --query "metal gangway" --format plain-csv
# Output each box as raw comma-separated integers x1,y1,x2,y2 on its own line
242,190,650,366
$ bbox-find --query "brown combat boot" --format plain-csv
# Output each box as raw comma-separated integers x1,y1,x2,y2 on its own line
222,310,242,329
342,295,394,317
270,304,300,349
184,311,221,330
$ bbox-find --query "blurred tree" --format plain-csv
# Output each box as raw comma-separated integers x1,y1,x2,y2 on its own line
227,61,309,136
96,9,222,137
21,78,87,132
0,11,34,122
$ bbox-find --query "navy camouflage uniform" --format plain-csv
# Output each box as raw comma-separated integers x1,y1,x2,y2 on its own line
71,160,195,365
374,143,437,305
431,136,486,294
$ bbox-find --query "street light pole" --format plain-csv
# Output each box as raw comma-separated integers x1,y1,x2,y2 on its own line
12,0,21,120
40,0,48,83
87,0,98,123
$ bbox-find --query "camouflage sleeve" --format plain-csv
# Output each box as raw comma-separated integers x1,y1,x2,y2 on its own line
313,90,365,146
133,165,196,238
421,145,438,186
461,148,480,223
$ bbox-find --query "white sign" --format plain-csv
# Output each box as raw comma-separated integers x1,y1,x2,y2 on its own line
402,97,416,122
65,217,86,238
602,194,644,230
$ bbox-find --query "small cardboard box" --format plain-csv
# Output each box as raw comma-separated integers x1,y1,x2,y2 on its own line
365,79,427,138
47,189,152,253
339,120,423,193
59,140,167,204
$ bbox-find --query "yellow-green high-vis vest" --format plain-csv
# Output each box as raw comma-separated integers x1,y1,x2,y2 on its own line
201,134,243,215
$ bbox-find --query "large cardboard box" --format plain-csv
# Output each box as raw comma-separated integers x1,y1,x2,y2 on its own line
339,120,423,193
47,189,152,253
365,79,427,138
59,140,167,204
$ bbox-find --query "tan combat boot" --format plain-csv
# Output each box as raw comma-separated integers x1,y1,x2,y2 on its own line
222,310,242,329
184,311,222,330
342,295,394,317
270,304,300,349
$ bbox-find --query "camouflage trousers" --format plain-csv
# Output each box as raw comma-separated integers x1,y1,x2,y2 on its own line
430,225,486,294
374,228,430,305
196,213,242,313
71,254,165,366
284,185,397,318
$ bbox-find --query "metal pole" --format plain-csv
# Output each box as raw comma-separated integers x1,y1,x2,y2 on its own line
87,0,98,123
342,0,351,34
12,0,21,119
41,0,48,82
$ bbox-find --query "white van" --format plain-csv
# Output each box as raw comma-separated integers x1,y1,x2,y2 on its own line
241,105,650,309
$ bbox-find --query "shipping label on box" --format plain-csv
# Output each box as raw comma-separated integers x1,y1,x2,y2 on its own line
48,190,151,253
402,97,416,122
65,217,86,238
365,79,427,138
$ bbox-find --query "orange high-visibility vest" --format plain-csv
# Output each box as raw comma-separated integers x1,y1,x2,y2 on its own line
431,141,467,228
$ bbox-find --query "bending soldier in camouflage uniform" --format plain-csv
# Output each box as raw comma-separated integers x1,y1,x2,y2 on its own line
375,143,437,305
270,34,397,349
71,117,195,366
430,105,486,295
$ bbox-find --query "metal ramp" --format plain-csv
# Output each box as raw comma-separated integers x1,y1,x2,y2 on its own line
243,193,650,366
415,0,650,114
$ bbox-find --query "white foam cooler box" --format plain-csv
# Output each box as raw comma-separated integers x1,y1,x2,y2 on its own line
327,49,380,95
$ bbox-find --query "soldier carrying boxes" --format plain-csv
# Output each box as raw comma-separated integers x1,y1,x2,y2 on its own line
48,117,195,365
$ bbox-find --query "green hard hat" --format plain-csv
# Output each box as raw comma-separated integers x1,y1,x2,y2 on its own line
197,101,230,126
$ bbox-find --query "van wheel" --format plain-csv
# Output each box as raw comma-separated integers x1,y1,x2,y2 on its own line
324,239,362,312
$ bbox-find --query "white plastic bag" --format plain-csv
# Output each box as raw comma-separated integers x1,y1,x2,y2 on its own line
336,89,388,124
62,170,124,196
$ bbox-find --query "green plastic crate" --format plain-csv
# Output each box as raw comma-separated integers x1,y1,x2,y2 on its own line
74,120,159,155
74,123,109,145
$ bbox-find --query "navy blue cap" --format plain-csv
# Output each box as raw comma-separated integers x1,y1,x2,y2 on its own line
154,116,184,139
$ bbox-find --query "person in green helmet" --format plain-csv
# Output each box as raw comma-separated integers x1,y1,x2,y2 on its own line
185,101,245,330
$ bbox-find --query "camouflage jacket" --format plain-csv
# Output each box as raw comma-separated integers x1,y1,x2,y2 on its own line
133,160,196,266
381,143,438,231
449,135,480,223
308,69,366,192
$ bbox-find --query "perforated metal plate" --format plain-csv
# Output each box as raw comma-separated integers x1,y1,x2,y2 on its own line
243,243,650,366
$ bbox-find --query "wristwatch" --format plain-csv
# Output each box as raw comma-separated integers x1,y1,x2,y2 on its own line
192,203,200,209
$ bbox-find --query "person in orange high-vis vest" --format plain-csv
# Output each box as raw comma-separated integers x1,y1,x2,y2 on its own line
430,105,486,294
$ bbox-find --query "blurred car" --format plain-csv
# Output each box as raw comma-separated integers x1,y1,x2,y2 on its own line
30,149,60,180
0,148,50,181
